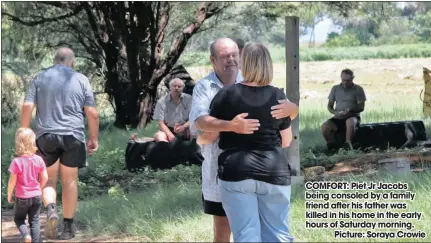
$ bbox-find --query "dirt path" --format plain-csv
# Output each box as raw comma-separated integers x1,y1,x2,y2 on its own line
1,209,142,242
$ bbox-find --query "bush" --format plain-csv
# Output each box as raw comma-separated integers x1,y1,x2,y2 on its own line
1,73,31,125
323,32,361,47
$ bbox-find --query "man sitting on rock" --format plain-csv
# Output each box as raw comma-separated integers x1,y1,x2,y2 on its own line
153,78,192,142
321,69,366,151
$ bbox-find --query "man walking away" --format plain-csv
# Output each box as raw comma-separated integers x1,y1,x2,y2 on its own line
20,47,99,240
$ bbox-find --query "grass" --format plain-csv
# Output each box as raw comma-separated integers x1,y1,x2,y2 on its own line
180,44,431,67
298,95,431,152
2,57,431,241
77,182,205,241
74,172,431,242
290,172,431,242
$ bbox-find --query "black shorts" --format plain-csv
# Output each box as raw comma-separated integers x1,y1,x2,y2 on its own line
36,133,87,168
330,115,361,133
202,194,226,217
167,126,189,141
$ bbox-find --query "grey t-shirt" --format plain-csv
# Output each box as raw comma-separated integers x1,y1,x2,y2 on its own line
152,93,192,128
328,83,366,116
24,64,96,142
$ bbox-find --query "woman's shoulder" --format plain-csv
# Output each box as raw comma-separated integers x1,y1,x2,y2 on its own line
268,86,286,97
219,84,238,95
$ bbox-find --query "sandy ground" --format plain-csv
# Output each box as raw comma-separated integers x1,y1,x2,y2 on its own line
1,209,143,242
188,57,431,98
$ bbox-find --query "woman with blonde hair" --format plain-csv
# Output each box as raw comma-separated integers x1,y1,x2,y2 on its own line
206,43,295,242
8,128,48,242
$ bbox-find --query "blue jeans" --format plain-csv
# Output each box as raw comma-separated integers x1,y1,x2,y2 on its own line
219,179,294,242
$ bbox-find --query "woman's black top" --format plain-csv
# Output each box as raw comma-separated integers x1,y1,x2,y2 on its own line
209,83,292,185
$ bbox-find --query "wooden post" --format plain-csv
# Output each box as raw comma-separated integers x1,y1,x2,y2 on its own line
423,67,431,116
285,16,304,185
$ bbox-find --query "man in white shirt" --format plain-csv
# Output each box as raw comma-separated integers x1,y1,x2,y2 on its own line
189,38,298,242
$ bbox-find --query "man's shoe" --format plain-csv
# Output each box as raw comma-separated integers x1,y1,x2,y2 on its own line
58,220,76,240
20,234,31,243
44,205,59,240
343,142,353,151
326,142,339,153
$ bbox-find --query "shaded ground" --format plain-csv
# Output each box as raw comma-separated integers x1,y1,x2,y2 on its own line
1,209,143,242
303,148,431,181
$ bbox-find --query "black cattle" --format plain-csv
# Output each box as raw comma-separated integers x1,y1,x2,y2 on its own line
125,138,204,172
352,120,427,150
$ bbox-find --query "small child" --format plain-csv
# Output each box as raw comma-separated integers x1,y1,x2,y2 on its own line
7,128,48,243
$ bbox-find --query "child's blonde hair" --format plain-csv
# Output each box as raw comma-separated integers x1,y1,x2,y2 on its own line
15,128,37,156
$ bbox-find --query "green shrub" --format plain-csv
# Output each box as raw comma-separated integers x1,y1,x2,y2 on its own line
323,33,361,47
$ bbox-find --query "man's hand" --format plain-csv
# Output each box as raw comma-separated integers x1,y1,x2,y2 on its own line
271,100,298,120
334,108,350,119
230,113,260,134
87,139,99,155
20,102,35,128
175,125,186,133
167,133,177,142
339,108,350,116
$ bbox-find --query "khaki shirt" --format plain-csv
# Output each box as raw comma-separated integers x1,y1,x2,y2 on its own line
153,93,192,128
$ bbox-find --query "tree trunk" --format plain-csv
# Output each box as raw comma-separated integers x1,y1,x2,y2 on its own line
89,2,226,129
137,88,157,128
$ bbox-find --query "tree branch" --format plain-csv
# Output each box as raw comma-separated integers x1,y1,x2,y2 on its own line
149,2,228,87
82,2,106,47
2,6,83,26
39,1,81,10
196,12,237,34
154,2,170,66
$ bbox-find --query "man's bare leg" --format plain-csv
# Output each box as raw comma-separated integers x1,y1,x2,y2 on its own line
154,131,169,142
59,164,79,240
345,117,358,149
60,164,79,219
321,120,337,143
213,216,231,242
43,160,60,239
345,117,358,143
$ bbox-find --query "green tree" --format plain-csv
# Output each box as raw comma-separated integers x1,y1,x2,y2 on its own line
327,2,400,45
2,2,228,128
412,10,431,41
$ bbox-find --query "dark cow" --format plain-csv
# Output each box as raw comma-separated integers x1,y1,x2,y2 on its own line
125,138,204,172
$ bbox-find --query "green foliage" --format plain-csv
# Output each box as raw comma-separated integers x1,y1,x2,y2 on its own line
108,184,129,201
323,32,361,47
326,32,340,41
412,11,431,42
151,165,202,184
181,44,431,66
1,73,31,125
1,124,18,208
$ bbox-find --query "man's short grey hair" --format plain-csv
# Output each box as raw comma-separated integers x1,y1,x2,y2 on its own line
169,78,185,88
210,38,236,58
54,47,75,66
210,41,217,57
